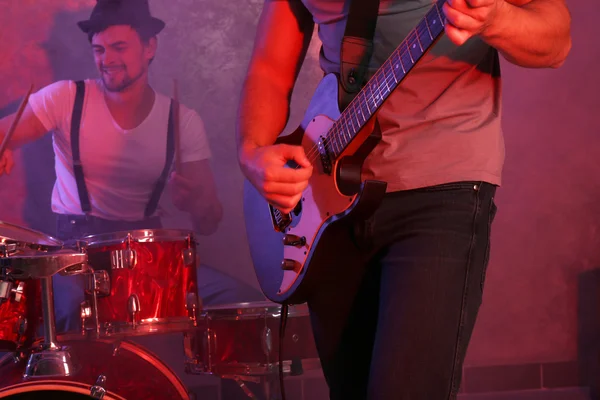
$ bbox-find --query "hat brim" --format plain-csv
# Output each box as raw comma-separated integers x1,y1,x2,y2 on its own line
77,16,165,36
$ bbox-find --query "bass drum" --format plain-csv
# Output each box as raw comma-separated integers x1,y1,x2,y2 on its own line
0,335,191,399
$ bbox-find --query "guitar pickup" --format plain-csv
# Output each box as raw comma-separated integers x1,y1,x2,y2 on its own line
317,136,332,175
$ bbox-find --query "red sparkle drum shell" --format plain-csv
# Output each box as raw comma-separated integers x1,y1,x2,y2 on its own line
80,229,199,336
184,301,320,376
0,335,190,399
0,280,41,352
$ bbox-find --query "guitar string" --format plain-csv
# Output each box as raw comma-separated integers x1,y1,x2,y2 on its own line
296,9,444,167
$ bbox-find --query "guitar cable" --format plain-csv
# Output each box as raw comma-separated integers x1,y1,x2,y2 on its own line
278,304,289,400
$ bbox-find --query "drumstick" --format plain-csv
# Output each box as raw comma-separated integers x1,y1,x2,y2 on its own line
0,83,34,160
173,79,182,174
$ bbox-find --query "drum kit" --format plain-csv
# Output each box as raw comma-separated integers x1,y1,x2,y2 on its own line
0,221,320,399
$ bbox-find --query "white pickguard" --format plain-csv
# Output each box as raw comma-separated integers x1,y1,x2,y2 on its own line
243,73,365,301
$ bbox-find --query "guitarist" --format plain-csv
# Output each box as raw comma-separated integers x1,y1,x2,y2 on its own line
237,0,571,398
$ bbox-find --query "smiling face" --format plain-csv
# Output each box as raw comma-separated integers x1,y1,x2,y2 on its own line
91,25,157,92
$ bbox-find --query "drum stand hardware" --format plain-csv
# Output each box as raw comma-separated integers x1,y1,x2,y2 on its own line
23,276,77,378
224,374,285,400
90,374,108,399
0,251,88,378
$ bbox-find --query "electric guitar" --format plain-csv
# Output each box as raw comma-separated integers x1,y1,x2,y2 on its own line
244,0,447,304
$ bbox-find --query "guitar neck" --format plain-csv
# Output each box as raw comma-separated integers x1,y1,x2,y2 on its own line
326,0,447,158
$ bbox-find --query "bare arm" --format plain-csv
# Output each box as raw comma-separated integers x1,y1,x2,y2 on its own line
484,0,571,68
0,104,49,148
171,160,223,236
444,0,571,68
236,0,315,156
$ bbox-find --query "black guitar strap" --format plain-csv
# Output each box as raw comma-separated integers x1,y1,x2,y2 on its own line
338,0,381,110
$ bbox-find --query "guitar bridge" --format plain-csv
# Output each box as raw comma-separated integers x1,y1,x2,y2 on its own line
268,201,302,233
269,205,291,232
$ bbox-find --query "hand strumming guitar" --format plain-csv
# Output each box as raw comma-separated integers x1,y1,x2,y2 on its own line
443,0,507,45
239,143,313,215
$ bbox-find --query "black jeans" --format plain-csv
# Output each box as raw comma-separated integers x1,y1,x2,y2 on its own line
307,181,497,399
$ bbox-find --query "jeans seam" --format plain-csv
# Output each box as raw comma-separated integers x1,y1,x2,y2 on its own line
448,185,481,398
481,198,496,291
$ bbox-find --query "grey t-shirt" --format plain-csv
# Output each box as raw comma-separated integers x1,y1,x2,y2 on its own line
301,0,504,191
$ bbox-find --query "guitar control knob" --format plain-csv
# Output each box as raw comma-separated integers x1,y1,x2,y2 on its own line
282,235,306,247
281,259,301,272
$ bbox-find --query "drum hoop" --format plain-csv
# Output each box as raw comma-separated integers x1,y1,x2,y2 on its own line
202,301,309,319
0,380,126,399
0,220,63,253
84,317,195,337
81,229,195,247
54,334,191,400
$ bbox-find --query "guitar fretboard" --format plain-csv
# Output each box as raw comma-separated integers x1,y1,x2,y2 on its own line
325,0,447,158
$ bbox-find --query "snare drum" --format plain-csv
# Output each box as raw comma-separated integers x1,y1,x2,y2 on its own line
0,221,63,351
0,334,191,399
184,301,320,377
79,229,199,336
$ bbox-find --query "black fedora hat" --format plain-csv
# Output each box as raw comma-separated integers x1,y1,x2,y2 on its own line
77,0,165,36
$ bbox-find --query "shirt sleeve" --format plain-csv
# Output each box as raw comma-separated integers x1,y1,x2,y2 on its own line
178,105,212,163
27,80,74,133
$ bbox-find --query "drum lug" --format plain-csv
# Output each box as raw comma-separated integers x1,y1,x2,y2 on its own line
182,234,196,266
111,249,137,269
186,292,201,326
86,270,111,297
0,280,12,301
90,374,107,399
262,327,273,357
128,293,141,329
12,281,24,302
203,328,217,374
0,281,25,305
80,301,92,335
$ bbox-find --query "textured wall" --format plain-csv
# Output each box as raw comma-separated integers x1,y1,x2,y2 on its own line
0,0,598,369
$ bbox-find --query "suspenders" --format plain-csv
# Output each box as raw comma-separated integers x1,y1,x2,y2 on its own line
70,81,175,218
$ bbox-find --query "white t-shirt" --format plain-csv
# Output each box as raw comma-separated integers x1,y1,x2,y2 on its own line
28,79,212,221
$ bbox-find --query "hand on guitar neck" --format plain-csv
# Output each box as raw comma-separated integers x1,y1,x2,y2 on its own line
239,143,313,215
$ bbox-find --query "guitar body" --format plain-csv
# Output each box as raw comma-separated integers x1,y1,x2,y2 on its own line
243,1,448,304
243,73,387,304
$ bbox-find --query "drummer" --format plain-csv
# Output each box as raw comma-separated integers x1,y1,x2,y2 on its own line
0,0,264,333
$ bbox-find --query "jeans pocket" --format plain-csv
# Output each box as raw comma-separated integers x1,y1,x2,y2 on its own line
480,198,498,292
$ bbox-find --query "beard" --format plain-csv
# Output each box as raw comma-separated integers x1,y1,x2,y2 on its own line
100,65,145,92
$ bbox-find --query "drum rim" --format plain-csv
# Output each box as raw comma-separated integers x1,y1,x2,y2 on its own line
202,301,309,317
80,229,195,246
0,381,126,399
83,316,195,337
5,335,191,400
0,220,63,251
